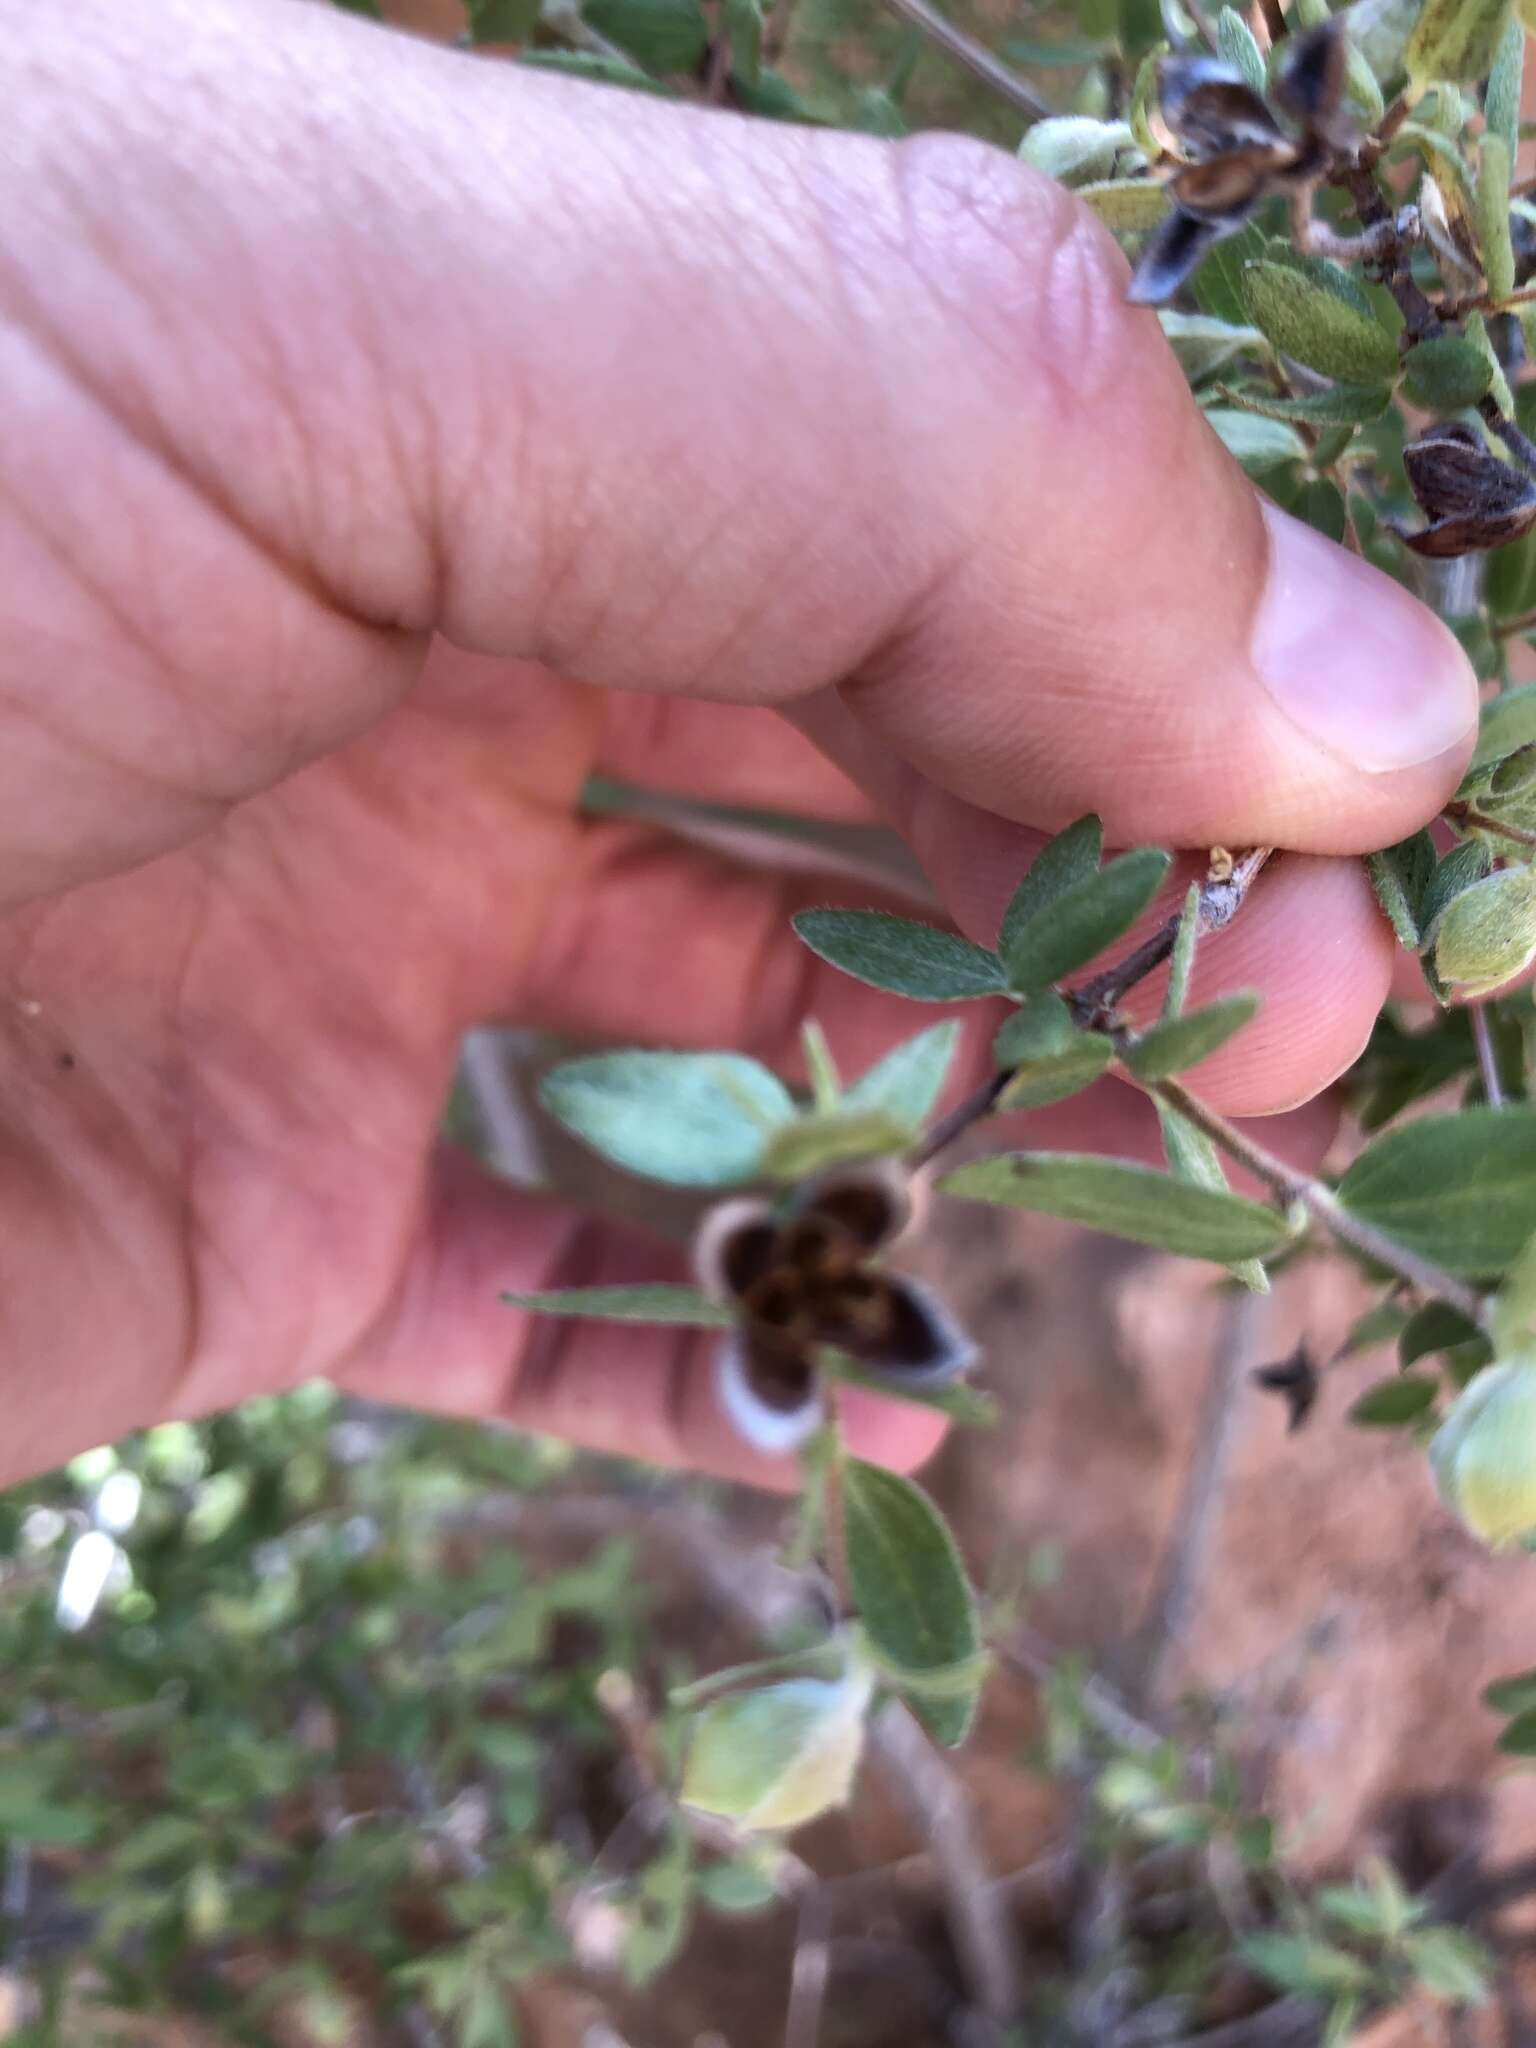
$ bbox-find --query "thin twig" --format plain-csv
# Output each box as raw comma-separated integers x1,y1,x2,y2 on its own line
867,1700,1022,2029
878,0,1052,120
784,1892,835,2048
1150,1076,1490,1327
1481,398,1536,479
1446,801,1536,850
995,1629,1164,1752
1472,1004,1507,1109
1070,849,1272,1027
1135,1289,1270,1706
908,850,1272,1172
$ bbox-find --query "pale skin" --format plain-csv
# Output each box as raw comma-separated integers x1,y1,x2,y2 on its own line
0,0,1484,1488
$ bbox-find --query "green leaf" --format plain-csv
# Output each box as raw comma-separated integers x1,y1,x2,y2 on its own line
940,1152,1297,1261
1240,259,1402,385
1156,1101,1268,1290
1401,334,1493,412
1420,839,1492,940
517,48,673,92
1406,0,1511,84
1242,1932,1372,1997
728,68,828,122
697,1860,780,1914
824,1357,1000,1429
1077,180,1172,230
841,1459,981,1746
1164,884,1200,1019
758,1106,914,1181
1479,132,1517,303
1336,1107,1536,1275
502,1285,732,1326
1342,0,1422,81
1193,221,1270,326
466,0,540,39
541,1050,794,1186
1367,830,1437,948
1499,1705,1536,1754
1124,993,1259,1081
1019,115,1134,185
1484,1667,1536,1715
1161,313,1270,382
1129,39,1167,155
1216,4,1268,88
995,1033,1116,1110
793,911,1006,1001
582,0,709,67
800,1020,841,1109
998,816,1104,961
994,992,1076,1064
723,0,763,79
1399,1298,1493,1372
1203,408,1308,472
1348,1373,1439,1426
1214,381,1392,425
1487,9,1525,161
1001,848,1170,994
683,1672,872,1829
1340,1298,1411,1354
1473,684,1536,768
844,1022,961,1130
0,1802,101,1847
1434,866,1536,997
1400,1927,1492,2005
1494,1232,1536,1352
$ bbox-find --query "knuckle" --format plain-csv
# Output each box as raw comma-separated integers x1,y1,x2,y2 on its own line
888,129,1143,415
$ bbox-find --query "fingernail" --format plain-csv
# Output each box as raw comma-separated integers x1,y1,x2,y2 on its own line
1252,503,1480,773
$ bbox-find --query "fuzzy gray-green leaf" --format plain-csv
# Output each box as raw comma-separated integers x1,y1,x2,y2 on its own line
845,1022,961,1129
1420,839,1492,940
1214,381,1392,425
1124,994,1259,1081
1204,409,1308,472
1078,180,1172,230
1156,1100,1269,1291
1406,0,1511,88
1002,849,1170,994
940,1153,1296,1260
1367,830,1436,948
1348,1373,1440,1426
1478,132,1517,302
1487,10,1525,159
1240,260,1401,385
541,1051,795,1186
1336,1107,1536,1275
793,912,1006,1001
842,1459,981,1746
998,816,1104,961
996,1033,1116,1110
1473,685,1536,768
1401,334,1493,412
1216,4,1267,86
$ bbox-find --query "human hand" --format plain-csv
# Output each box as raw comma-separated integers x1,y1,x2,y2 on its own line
0,0,1478,1486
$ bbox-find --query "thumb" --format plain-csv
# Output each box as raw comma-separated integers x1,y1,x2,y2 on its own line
4,0,1477,906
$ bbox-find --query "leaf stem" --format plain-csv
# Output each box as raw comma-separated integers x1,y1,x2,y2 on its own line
1472,1003,1507,1110
1445,801,1536,850
908,851,1271,1171
1148,1077,1490,1327
877,0,1053,120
